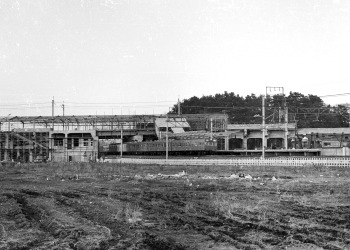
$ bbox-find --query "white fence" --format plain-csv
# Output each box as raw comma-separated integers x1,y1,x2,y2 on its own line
109,157,350,167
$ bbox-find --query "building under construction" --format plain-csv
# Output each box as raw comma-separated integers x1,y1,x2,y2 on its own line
1,113,349,162
0,114,228,162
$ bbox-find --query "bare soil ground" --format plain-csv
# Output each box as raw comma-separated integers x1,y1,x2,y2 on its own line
0,162,350,250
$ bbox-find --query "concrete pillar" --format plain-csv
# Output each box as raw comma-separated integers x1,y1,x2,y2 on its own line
29,150,33,162
48,136,52,161
263,132,268,148
284,128,288,149
225,136,229,150
243,138,247,149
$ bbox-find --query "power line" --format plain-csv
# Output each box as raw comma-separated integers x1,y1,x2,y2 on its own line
319,93,350,98
0,101,176,108
63,100,176,105
0,102,51,107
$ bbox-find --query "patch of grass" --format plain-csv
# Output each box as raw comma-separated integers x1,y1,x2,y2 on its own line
309,191,348,207
242,230,273,249
124,203,143,225
210,193,242,219
295,195,311,206
183,201,196,214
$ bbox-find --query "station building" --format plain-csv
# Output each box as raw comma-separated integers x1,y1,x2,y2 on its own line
1,114,349,162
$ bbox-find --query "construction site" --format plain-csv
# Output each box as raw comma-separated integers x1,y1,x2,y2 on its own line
0,114,228,162
1,111,350,162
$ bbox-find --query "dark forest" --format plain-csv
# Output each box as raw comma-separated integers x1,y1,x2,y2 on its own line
170,91,349,128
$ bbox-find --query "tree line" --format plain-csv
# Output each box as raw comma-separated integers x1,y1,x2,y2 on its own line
170,91,349,128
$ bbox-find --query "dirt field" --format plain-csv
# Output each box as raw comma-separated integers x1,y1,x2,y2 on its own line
1,162,350,250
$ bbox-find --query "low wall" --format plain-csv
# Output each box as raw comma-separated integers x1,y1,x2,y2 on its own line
106,157,350,167
321,147,350,156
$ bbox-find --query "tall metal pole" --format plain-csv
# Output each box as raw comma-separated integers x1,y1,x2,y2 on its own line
61,102,65,130
210,117,213,140
284,106,288,149
120,124,123,158
52,97,54,130
7,114,11,131
166,115,168,161
262,95,265,159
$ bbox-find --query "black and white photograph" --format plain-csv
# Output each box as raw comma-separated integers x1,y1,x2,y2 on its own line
1,0,350,249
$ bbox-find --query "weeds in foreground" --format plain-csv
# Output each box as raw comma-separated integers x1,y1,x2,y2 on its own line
124,203,143,225
107,185,114,200
111,202,142,225
295,195,310,206
211,193,273,225
310,192,346,207
184,201,196,214
288,217,320,233
211,193,236,219
243,230,274,249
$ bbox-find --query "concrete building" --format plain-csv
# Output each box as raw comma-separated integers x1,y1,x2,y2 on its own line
220,124,350,156
224,123,296,150
50,130,98,162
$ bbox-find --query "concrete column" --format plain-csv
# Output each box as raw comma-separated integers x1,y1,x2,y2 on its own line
29,150,33,162
263,130,267,148
284,128,288,149
243,138,247,149
48,136,52,161
224,136,229,150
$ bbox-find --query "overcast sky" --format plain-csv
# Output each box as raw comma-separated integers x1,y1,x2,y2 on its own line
1,0,350,116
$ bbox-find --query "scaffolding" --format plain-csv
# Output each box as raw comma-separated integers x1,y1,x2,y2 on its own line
0,130,49,162
0,115,157,131
0,114,229,162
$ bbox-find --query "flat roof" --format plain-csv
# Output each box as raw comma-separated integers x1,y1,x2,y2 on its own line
0,115,157,124
227,123,296,130
298,128,350,134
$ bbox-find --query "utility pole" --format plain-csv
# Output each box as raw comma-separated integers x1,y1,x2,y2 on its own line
61,102,65,116
210,117,213,140
120,124,123,158
284,105,288,149
52,97,54,130
262,95,265,159
166,115,168,161
61,102,65,130
7,114,11,131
